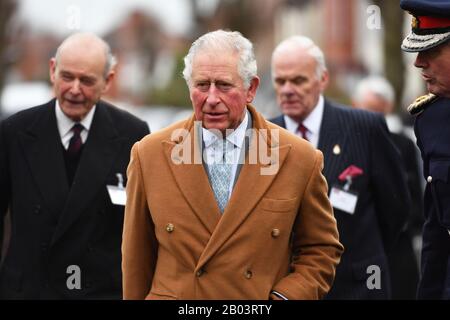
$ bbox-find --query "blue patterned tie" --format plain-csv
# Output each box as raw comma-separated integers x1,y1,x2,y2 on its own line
209,139,232,213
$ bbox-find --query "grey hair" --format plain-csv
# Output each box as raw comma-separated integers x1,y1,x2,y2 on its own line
353,76,395,104
182,30,257,89
103,47,117,78
54,33,117,79
271,35,327,79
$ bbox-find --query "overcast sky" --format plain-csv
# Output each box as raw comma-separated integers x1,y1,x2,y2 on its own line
17,0,194,36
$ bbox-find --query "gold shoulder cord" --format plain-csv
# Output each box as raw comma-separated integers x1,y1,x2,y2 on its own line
407,93,438,115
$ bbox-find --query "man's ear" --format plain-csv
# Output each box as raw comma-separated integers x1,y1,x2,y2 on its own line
246,76,260,103
319,70,329,92
102,71,115,93
49,58,57,84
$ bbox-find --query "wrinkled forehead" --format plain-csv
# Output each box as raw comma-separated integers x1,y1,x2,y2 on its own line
56,54,106,81
192,49,239,70
273,48,316,73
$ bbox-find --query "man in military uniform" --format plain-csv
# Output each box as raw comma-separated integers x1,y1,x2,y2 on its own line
401,0,450,299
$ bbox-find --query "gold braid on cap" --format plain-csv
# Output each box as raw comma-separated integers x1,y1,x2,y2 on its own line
408,93,438,115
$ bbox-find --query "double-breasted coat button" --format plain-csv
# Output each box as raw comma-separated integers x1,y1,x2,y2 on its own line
271,229,280,238
196,269,205,277
427,176,433,183
166,223,174,233
244,270,253,279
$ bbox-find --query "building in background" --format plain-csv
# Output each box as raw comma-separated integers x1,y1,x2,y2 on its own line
0,0,426,126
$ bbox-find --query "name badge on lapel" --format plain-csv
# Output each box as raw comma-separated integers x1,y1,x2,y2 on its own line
330,165,363,215
330,187,358,214
107,173,126,206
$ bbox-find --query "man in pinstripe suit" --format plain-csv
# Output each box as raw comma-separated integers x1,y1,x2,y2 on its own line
269,36,410,299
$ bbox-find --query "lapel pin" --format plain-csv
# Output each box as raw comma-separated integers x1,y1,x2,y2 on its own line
333,144,341,155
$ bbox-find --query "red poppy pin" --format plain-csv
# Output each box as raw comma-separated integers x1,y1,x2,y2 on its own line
338,165,363,191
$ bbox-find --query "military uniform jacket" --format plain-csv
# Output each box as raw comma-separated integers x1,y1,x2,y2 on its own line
413,96,450,299
122,105,343,300
270,100,410,299
0,99,149,299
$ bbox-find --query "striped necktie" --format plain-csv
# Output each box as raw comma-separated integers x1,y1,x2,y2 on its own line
297,122,309,141
67,123,84,156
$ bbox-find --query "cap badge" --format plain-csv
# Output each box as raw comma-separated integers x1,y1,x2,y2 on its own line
412,15,419,29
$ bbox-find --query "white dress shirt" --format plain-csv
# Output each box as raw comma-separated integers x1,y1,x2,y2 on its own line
55,100,96,149
284,95,324,149
202,109,249,200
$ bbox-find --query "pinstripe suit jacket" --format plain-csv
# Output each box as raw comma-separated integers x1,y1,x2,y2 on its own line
270,100,410,299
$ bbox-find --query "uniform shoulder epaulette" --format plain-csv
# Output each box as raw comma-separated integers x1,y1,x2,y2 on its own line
407,93,438,115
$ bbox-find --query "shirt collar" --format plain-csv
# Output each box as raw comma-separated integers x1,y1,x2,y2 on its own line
303,95,324,136
55,99,96,137
284,95,324,135
202,108,249,149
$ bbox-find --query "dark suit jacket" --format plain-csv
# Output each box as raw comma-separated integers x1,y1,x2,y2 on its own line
387,133,422,299
0,99,149,299
390,133,424,235
414,97,450,299
270,100,410,299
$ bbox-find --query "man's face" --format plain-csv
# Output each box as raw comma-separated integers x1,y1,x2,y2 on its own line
49,46,113,122
189,50,259,135
272,47,328,123
414,42,450,98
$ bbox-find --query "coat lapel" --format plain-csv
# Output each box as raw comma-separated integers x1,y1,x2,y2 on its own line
163,117,222,235
51,102,125,245
196,106,291,270
318,100,349,184
19,100,70,217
